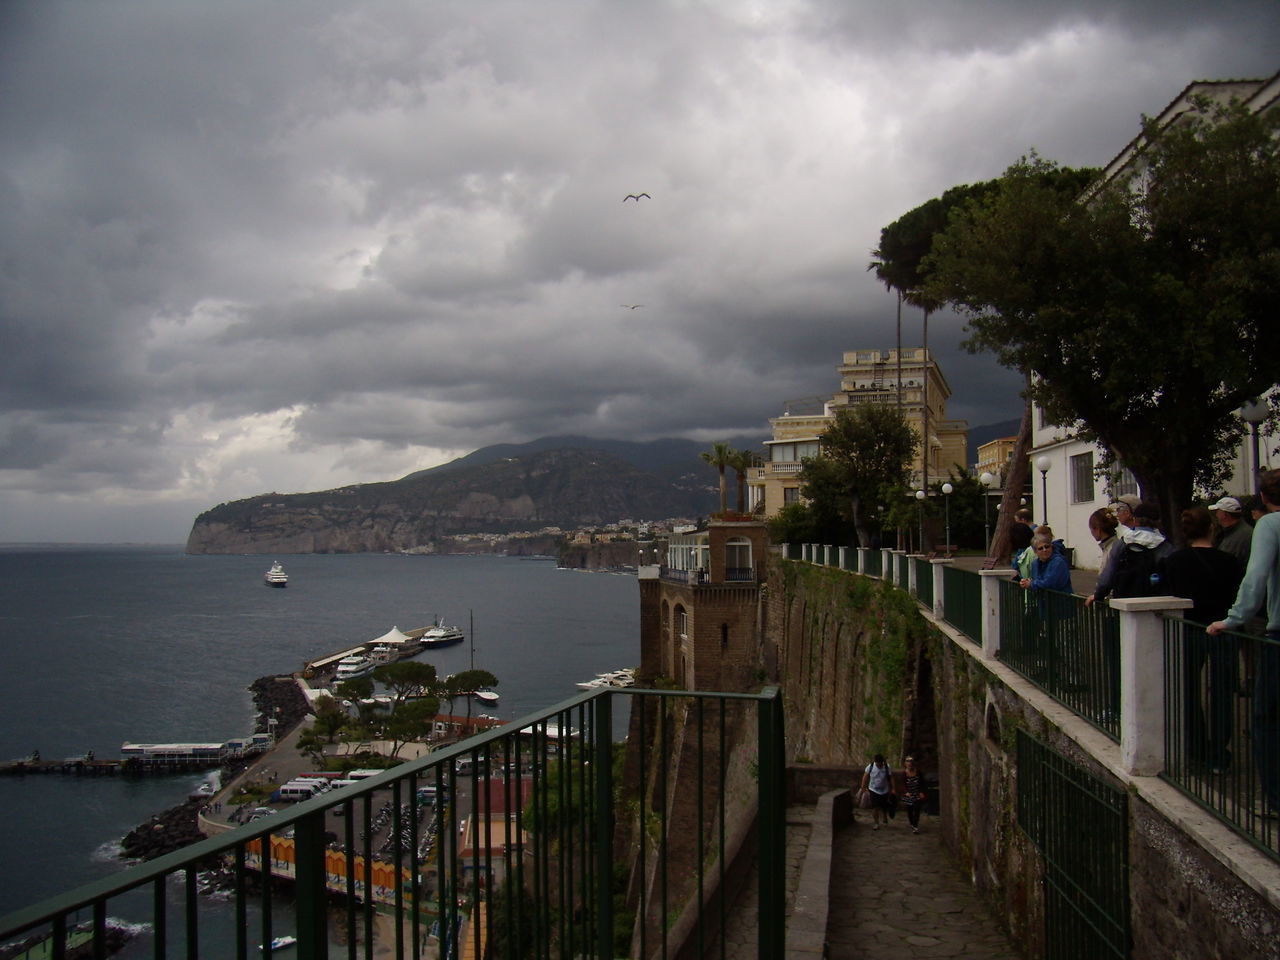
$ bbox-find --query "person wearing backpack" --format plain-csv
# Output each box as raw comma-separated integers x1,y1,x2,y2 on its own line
1085,500,1175,606
859,754,894,830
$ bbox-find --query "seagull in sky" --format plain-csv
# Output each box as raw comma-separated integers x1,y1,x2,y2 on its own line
621,304,644,310
623,193,651,201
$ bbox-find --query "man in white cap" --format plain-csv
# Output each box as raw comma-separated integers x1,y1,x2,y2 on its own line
1209,495,1252,571
1110,494,1140,537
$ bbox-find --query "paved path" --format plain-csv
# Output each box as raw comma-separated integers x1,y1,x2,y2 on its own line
717,803,1019,958
825,810,1019,960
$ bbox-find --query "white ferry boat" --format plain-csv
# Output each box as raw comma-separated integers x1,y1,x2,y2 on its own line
263,562,288,587
334,655,375,682
419,616,465,647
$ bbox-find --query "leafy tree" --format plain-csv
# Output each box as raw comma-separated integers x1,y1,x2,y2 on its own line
312,694,348,743
334,677,373,703
384,696,440,757
448,669,499,722
699,441,733,514
922,98,1280,536
296,727,326,767
793,456,859,544
871,173,1090,559
803,405,917,547
371,660,438,706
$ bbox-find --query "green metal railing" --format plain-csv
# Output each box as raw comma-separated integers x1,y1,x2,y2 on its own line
0,687,786,960
1161,617,1280,863
913,557,933,609
863,550,882,577
896,553,909,587
999,581,1119,741
941,566,981,644
1017,730,1129,960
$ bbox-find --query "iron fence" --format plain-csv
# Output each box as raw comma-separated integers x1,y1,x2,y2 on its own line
0,687,786,960
863,550,882,577
896,553,909,587
913,557,933,609
998,581,1119,741
941,566,981,644
1161,617,1280,863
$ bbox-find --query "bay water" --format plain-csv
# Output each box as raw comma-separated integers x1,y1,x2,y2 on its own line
0,545,639,928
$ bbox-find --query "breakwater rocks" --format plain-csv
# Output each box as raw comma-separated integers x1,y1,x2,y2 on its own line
120,798,207,862
250,675,310,735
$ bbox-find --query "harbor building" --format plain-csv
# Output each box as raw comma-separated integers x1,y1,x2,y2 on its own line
747,347,968,518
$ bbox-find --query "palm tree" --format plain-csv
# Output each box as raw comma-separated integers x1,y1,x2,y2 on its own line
700,441,733,515
726,448,755,514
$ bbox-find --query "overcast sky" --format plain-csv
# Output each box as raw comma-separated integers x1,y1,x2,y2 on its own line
1,2,1276,543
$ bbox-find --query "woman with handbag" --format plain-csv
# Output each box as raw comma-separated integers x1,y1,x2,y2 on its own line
859,754,893,830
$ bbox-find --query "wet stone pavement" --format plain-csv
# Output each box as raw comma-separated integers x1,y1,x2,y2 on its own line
825,809,1020,960
718,804,1020,959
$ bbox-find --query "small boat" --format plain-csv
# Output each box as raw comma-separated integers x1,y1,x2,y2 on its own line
576,668,636,690
260,935,297,952
335,655,375,682
474,688,499,705
264,562,288,587
419,616,465,647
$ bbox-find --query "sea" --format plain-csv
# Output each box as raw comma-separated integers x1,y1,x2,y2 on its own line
0,545,639,948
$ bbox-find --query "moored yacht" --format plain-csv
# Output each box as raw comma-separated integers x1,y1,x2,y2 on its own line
334,655,375,682
419,616,465,647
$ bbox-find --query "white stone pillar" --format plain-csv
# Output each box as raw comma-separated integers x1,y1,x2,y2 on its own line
906,555,921,596
930,558,952,620
1111,596,1192,777
978,568,1008,660
880,548,894,581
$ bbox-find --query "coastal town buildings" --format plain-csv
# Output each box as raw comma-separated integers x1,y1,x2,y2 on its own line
1029,71,1279,568
747,347,968,518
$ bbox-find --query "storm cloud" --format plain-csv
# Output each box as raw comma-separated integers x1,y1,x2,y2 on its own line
1,1,1277,540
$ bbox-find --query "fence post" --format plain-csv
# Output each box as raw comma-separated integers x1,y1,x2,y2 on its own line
978,569,1007,660
930,558,952,620
756,687,786,958
880,548,893,582
856,547,868,574
838,546,848,569
594,694,614,958
907,555,919,596
294,809,329,960
1111,596,1192,776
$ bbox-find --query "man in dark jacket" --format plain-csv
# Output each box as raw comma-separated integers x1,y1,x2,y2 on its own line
1210,495,1253,571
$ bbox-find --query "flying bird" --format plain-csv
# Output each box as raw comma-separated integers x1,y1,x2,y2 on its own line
623,193,651,201
621,304,644,310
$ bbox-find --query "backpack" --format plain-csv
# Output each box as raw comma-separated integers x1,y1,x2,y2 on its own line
1110,540,1172,598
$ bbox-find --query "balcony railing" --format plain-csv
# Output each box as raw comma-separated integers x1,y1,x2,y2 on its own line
0,687,786,959
941,566,981,644
1162,618,1279,862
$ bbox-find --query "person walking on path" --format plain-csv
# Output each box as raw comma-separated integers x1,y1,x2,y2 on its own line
899,756,927,834
1209,469,1280,815
860,754,894,830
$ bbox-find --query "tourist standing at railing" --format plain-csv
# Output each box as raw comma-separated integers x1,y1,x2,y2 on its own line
1111,495,1140,537
1019,534,1073,595
1085,501,1174,607
1010,522,1034,581
1209,495,1254,571
1164,506,1244,771
1209,469,1280,816
1088,508,1120,570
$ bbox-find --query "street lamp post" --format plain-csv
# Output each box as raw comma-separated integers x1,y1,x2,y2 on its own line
941,482,953,556
915,489,925,553
979,471,996,555
1035,456,1052,527
1241,399,1268,495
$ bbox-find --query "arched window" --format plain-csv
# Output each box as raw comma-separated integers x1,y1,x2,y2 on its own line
675,604,688,640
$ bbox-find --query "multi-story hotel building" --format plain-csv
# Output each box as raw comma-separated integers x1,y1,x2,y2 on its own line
748,347,968,517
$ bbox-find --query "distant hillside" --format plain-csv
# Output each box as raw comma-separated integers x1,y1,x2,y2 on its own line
186,437,765,555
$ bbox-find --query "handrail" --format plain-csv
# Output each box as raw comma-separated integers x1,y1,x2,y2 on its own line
1,686,786,960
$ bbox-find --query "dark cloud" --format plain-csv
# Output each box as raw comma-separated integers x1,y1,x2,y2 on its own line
0,0,1275,540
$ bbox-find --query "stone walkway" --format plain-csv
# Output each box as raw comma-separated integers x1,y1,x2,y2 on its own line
825,810,1019,960
717,803,1019,959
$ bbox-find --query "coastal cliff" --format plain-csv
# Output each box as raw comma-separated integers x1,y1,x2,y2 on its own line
187,446,713,554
